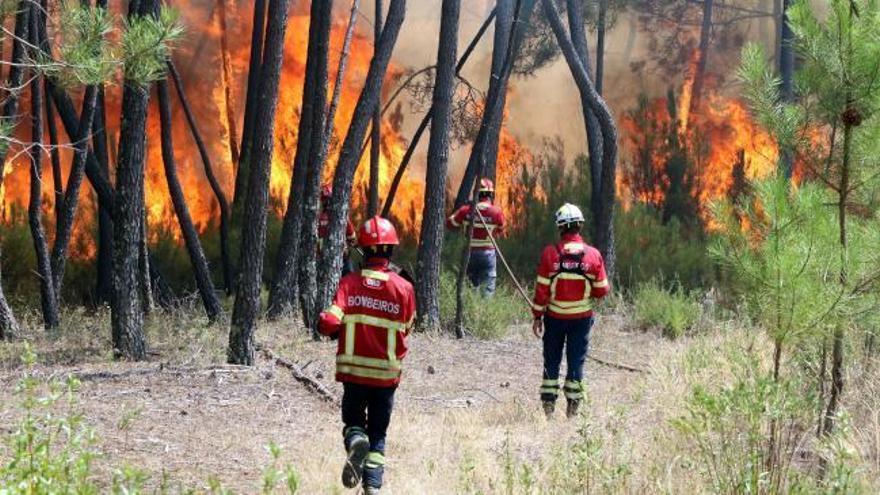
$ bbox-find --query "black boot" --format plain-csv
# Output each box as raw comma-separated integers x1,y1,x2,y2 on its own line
342,431,369,488
542,400,555,418
566,399,580,419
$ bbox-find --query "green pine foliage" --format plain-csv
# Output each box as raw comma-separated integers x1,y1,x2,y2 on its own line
121,6,183,85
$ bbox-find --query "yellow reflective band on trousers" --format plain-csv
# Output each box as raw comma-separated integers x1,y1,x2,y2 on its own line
366,451,386,467
564,380,584,399
540,378,559,395
340,313,405,379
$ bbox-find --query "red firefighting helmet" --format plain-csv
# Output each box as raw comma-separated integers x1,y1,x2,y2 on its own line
358,216,400,247
320,183,333,201
478,178,495,194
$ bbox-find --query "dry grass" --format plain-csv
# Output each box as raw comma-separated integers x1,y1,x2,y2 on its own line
0,308,878,493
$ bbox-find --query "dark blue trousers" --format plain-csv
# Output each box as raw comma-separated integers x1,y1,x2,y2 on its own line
342,383,395,488
540,315,594,402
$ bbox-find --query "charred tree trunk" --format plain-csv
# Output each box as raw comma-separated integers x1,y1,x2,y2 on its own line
595,0,606,95
297,1,334,332
484,0,514,182
416,0,459,330
381,6,496,216
453,0,534,208
368,0,383,216
543,0,617,277
267,0,331,321
323,0,360,148
217,0,240,166
778,0,794,179
139,211,154,316
45,88,63,230
317,0,406,313
229,0,292,365
689,0,713,118
169,62,233,295
566,0,603,236
157,80,223,322
232,0,267,218
93,85,114,305
27,17,59,329
111,0,158,361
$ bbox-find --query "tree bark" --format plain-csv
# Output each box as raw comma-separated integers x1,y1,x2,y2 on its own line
595,0,607,96
484,0,514,182
453,0,534,208
111,0,158,361
168,62,233,295
566,0,603,237
297,0,335,332
689,0,713,118
232,0,267,218
317,0,406,313
416,0,460,330
368,0,383,216
139,211,154,316
216,0,240,167
543,0,618,277
381,6,496,217
0,2,29,179
267,0,331,321
93,85,114,305
45,87,63,231
27,14,59,329
157,80,223,322
229,0,292,365
778,0,794,179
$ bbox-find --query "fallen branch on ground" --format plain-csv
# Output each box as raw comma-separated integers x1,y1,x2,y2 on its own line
588,354,648,373
258,345,340,405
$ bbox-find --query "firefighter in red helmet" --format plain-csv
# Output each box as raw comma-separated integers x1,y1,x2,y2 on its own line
446,178,505,296
319,183,357,275
319,216,416,495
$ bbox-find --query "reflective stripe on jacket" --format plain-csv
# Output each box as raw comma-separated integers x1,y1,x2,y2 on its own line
318,259,416,387
446,201,505,251
532,233,610,320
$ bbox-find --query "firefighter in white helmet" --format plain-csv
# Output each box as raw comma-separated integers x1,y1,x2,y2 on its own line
531,203,610,418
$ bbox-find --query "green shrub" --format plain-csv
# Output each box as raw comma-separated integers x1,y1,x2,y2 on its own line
438,270,528,339
633,280,701,339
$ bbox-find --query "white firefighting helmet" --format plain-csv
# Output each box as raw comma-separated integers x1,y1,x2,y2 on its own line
555,203,585,227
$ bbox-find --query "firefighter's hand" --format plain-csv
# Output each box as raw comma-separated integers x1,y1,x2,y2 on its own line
532,318,544,339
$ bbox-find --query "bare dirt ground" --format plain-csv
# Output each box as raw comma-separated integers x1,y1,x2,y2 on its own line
0,313,683,493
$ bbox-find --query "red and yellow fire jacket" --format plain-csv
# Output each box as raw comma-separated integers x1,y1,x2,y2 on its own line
532,233,610,320
446,200,505,250
318,210,357,248
318,259,416,388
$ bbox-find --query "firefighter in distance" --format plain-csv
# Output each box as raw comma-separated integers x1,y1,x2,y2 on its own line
319,216,416,495
531,203,610,418
446,178,506,296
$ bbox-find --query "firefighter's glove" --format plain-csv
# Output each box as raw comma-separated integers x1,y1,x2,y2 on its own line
532,318,544,339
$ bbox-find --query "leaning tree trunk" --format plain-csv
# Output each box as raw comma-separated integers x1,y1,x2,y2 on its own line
93,84,114,305
483,0,514,182
368,0,383,216
380,6,496,216
543,0,618,277
595,0,606,96
217,0,240,166
157,80,223,322
169,62,233,295
453,0,534,208
689,0,713,119
778,0,795,179
267,0,331,321
111,0,158,361
229,0,292,365
26,21,59,330
566,0,603,235
416,0,459,330
45,87,63,230
232,0,267,221
316,0,406,314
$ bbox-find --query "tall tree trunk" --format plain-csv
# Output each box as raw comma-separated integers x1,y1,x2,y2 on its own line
566,0,603,236
543,0,617,277
45,87,63,231
595,0,607,96
368,0,383,216
778,0,794,179
168,62,233,294
232,0,267,218
298,0,335,332
27,17,59,330
267,0,331,321
229,0,292,365
49,86,98,297
0,2,29,180
216,0,240,166
689,0,713,118
323,0,360,147
139,211,154,316
416,0,459,330
484,0,514,182
111,0,157,361
317,0,406,313
93,84,114,305
381,6,496,216
453,0,534,208
157,80,223,322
